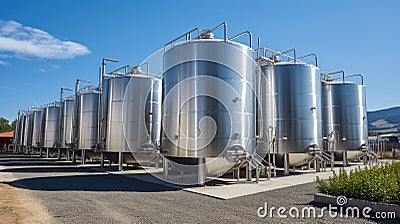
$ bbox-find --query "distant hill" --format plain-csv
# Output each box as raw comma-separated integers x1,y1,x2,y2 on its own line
368,106,400,135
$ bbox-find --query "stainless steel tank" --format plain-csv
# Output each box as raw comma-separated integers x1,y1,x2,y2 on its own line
101,72,161,161
322,73,367,161
60,98,75,149
21,113,29,147
261,61,322,167
12,117,18,145
14,112,24,146
76,88,100,150
41,104,61,148
31,108,43,148
162,24,256,177
26,111,35,147
255,60,276,156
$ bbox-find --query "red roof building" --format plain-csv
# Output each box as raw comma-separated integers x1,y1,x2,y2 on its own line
0,130,13,149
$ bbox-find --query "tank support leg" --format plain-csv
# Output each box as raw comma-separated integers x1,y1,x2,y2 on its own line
118,152,123,171
155,154,160,169
363,151,367,165
283,153,289,176
46,148,49,158
163,157,168,180
81,150,85,165
72,150,76,163
58,148,61,160
198,158,205,186
255,166,260,183
342,151,347,167
315,157,321,172
100,153,104,168
246,163,252,181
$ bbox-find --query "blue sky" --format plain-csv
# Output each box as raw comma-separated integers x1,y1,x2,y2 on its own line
0,0,399,121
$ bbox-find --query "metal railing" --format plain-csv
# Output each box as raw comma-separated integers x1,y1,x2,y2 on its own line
322,71,364,85
164,22,253,52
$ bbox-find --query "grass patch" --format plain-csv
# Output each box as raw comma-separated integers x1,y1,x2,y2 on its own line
316,162,400,205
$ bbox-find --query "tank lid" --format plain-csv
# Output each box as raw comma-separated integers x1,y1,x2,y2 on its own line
131,66,144,75
198,29,214,39
272,55,281,62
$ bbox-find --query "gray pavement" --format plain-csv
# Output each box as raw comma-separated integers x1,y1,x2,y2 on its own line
0,153,396,224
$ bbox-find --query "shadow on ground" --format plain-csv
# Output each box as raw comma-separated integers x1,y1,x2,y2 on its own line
8,173,179,192
0,166,103,173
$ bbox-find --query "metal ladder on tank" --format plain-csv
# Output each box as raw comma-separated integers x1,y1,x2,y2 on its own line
363,145,379,165
307,145,333,172
246,153,275,183
245,136,277,183
316,131,338,171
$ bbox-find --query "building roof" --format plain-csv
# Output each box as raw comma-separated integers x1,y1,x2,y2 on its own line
0,130,14,138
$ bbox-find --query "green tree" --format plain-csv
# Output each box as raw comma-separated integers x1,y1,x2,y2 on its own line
0,117,13,133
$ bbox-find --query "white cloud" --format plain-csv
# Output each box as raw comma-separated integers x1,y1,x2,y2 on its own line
0,53,11,59
35,68,47,73
0,20,91,60
0,59,10,66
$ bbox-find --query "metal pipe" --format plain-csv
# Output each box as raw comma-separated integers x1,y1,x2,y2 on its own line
139,62,149,76
100,58,119,92
228,31,252,48
345,74,364,85
164,28,200,52
99,58,118,153
107,65,130,76
327,70,345,83
297,53,318,67
74,78,91,152
255,47,275,65
278,48,296,63
59,87,73,153
209,22,227,41
60,87,73,102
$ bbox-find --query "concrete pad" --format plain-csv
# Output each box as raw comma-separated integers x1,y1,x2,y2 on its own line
106,162,372,200
184,164,370,199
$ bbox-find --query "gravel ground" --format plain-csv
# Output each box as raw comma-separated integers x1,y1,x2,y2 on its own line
1,153,397,224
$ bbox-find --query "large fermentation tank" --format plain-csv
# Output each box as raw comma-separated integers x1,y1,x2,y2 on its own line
256,62,275,155
31,108,43,148
101,72,161,163
76,88,100,150
12,117,19,146
14,113,24,146
41,104,61,148
162,26,256,176
26,111,34,147
21,113,29,147
322,74,367,161
60,98,75,149
262,62,322,167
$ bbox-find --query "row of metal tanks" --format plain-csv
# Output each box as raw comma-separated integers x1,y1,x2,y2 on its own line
12,66,160,166
11,22,373,184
